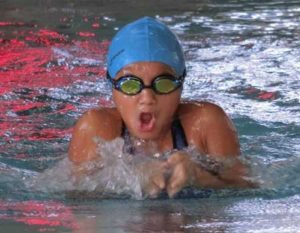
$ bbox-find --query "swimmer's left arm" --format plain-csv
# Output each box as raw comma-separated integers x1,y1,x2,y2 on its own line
166,151,255,197
166,103,256,197
199,103,256,186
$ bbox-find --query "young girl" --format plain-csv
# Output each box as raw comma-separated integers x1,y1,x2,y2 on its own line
68,17,254,198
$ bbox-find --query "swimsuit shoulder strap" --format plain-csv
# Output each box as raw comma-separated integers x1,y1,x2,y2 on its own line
121,122,135,154
171,117,188,150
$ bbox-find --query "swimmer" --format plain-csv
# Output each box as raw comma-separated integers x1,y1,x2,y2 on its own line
68,17,255,198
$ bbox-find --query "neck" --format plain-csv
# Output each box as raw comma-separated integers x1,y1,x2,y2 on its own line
127,127,173,157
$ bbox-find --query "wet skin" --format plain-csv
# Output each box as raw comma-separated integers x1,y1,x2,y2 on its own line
68,62,255,198
112,62,181,144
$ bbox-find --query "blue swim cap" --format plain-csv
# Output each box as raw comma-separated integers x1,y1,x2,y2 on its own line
107,17,186,78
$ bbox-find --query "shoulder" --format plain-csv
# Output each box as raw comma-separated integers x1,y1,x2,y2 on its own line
68,107,122,163
177,101,239,155
178,101,230,126
73,107,122,140
78,108,120,124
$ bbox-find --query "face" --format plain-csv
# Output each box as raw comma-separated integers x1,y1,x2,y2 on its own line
112,62,182,141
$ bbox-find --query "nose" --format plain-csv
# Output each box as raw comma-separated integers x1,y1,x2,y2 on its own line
138,88,157,106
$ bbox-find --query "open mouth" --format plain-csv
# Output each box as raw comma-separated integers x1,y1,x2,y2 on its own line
139,112,155,132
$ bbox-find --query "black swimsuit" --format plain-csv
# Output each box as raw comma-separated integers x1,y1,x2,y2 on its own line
121,118,188,154
171,118,188,150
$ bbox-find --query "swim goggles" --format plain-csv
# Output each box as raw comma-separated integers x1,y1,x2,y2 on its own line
107,73,185,96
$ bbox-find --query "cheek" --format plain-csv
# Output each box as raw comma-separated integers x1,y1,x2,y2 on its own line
157,93,181,116
113,91,136,116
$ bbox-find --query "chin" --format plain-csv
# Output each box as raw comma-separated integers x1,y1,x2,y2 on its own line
132,129,161,141
135,132,156,140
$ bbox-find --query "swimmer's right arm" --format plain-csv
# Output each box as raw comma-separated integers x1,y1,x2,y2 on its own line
68,108,122,164
68,109,168,197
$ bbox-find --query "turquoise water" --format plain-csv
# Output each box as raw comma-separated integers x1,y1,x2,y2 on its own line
1,0,300,232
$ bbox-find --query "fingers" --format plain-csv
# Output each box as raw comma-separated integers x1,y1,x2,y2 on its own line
143,173,166,198
167,163,189,198
166,152,196,198
145,184,161,198
140,160,170,198
138,154,193,199
152,172,167,190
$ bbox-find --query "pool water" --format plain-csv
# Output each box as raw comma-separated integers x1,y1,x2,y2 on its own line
1,0,300,232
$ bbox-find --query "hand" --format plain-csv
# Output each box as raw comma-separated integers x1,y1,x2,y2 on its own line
166,152,196,198
166,152,258,195
135,159,170,198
